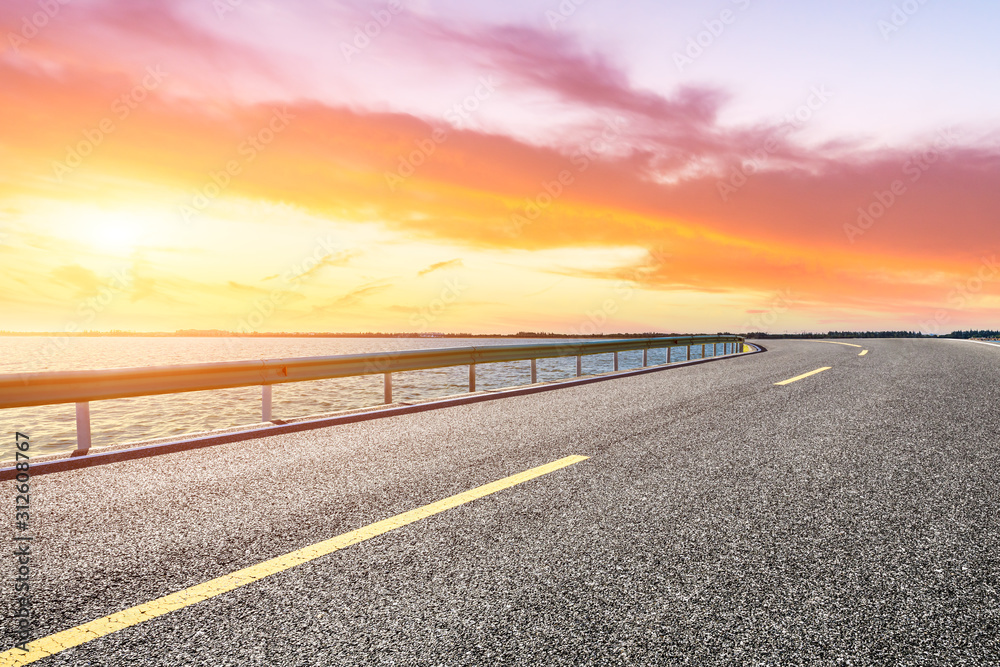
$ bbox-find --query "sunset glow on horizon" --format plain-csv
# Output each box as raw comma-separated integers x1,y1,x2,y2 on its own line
2,0,999,335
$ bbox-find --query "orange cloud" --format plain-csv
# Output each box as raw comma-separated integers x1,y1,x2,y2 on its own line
418,259,464,276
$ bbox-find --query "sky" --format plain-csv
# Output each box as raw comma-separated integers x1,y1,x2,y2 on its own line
1,0,998,335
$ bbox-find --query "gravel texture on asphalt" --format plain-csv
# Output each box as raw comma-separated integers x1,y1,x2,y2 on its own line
7,339,1000,666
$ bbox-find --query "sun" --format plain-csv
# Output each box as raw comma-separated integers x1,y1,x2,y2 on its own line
94,220,143,253
75,208,154,255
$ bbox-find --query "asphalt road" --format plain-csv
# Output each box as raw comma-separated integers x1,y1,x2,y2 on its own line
5,339,999,666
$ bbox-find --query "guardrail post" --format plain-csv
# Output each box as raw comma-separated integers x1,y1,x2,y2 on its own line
686,345,691,361
701,344,706,358
576,355,582,377
261,385,272,422
384,373,392,404
75,402,91,454
530,358,537,384
666,347,672,364
469,364,476,392
642,349,648,367
613,352,619,372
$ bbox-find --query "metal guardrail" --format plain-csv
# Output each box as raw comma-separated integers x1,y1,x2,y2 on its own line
0,335,745,455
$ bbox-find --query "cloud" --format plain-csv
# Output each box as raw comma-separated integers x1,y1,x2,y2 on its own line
226,281,268,294
2,18,999,326
0,0,275,95
429,24,721,124
417,258,463,276
49,264,102,296
329,281,393,309
522,279,566,299
291,250,359,283
382,18,806,175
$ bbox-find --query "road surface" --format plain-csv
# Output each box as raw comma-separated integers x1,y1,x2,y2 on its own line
4,339,999,665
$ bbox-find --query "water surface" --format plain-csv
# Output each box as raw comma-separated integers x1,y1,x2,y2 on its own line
0,337,721,460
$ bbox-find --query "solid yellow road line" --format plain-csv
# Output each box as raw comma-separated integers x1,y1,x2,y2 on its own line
859,350,868,356
810,340,863,348
0,455,589,666
774,367,832,386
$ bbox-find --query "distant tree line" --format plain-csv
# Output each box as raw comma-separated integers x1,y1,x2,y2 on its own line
745,331,934,339
2,329,997,339
946,330,1000,339
745,330,1000,339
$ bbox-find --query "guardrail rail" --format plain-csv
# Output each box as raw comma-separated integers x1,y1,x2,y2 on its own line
0,335,746,455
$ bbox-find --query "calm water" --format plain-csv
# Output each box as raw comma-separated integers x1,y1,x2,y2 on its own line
0,337,722,460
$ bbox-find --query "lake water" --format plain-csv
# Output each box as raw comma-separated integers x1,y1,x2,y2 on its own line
0,337,724,461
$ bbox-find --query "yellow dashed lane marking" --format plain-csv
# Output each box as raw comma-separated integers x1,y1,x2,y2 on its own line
859,350,868,356
775,367,832,386
0,455,590,666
